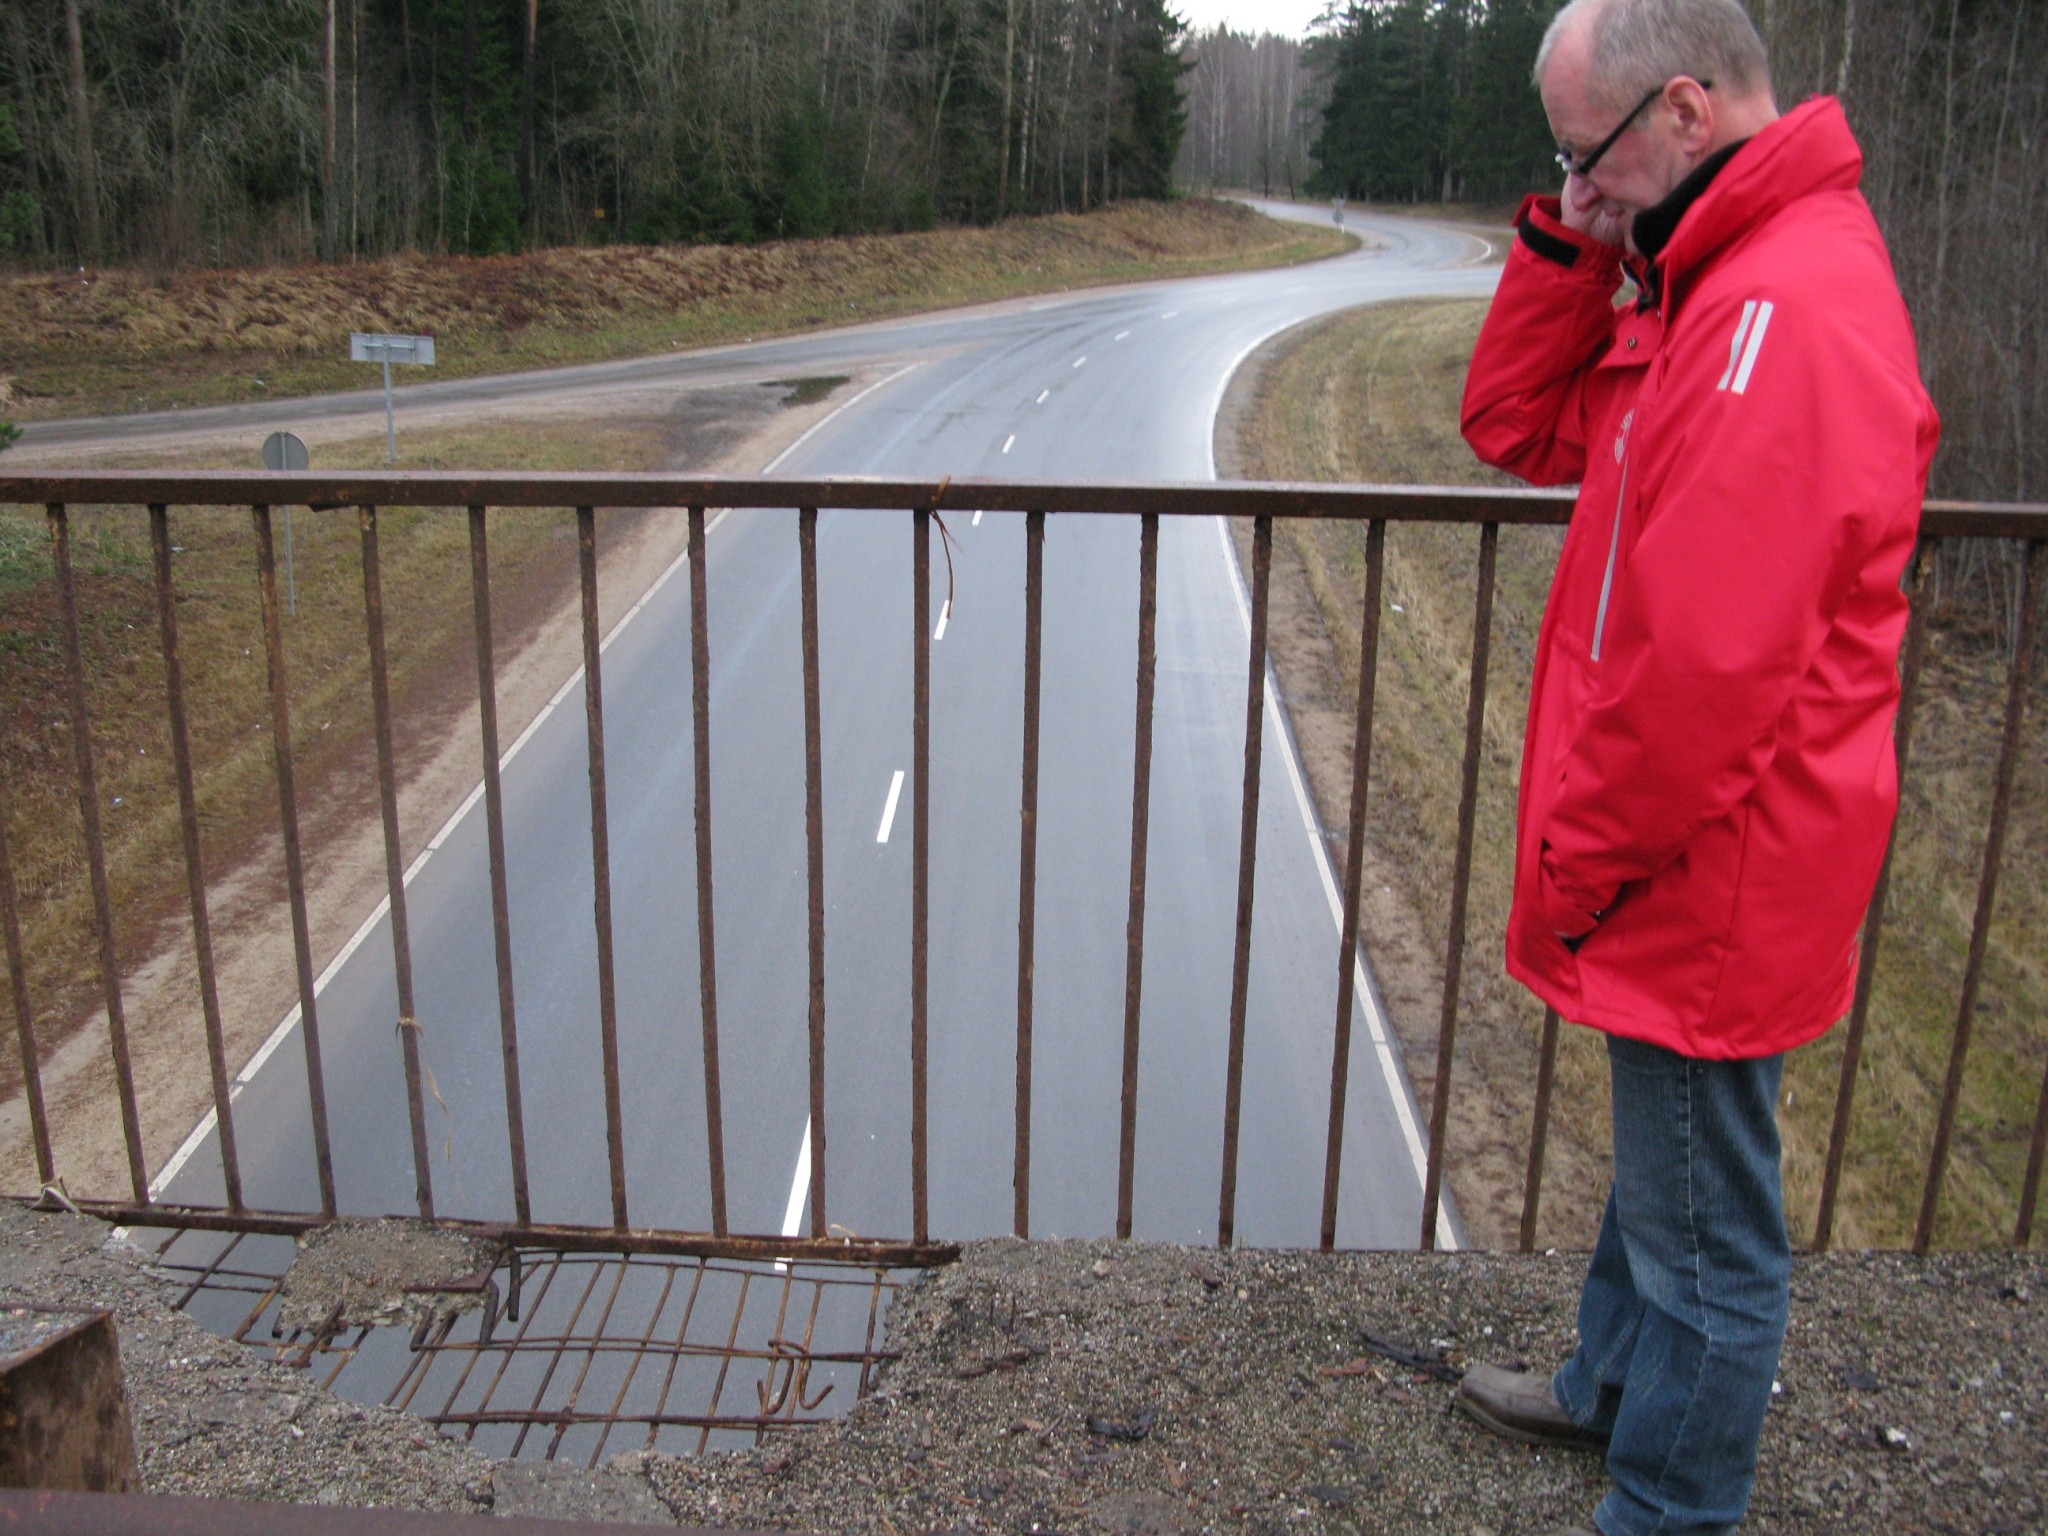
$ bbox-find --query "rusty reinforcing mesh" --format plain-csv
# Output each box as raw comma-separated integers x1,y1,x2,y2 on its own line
139,1225,908,1467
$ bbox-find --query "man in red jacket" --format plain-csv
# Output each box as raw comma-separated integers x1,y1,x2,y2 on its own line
1451,0,1938,1532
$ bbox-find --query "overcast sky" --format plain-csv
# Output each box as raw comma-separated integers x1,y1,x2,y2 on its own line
1174,0,1337,42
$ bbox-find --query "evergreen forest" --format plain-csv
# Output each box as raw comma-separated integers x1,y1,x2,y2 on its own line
0,0,1189,266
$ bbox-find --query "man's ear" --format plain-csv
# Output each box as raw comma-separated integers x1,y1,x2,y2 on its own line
1666,77,1716,155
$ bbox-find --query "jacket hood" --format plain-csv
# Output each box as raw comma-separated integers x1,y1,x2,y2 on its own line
1657,96,1865,309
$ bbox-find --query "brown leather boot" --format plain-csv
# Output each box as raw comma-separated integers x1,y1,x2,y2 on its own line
1453,1363,1610,1452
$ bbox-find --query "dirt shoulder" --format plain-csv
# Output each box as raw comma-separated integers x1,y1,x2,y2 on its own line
5,1202,2041,1533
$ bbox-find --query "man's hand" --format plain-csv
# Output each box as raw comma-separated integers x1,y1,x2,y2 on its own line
1557,171,1631,251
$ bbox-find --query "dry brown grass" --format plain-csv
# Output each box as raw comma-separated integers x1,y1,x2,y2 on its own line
1227,297,2048,1253
0,200,1349,421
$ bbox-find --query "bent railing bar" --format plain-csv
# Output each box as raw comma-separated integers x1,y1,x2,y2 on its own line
47,505,149,1205
1915,536,2046,1254
586,1252,686,1467
697,1268,756,1454
800,507,829,1237
250,505,338,1216
0,803,54,1188
576,506,631,1230
912,508,932,1245
1813,541,1933,1251
1115,512,1160,1241
640,1258,711,1453
1321,519,1387,1252
1420,520,1500,1251
2017,1012,2048,1247
1518,1006,1563,1252
1217,515,1273,1249
1015,510,1046,1238
687,505,728,1238
506,1246,608,1459
359,506,435,1220
148,504,243,1211
468,505,533,1228
542,1252,634,1462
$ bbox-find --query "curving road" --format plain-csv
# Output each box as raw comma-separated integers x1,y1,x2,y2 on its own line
140,202,1499,1255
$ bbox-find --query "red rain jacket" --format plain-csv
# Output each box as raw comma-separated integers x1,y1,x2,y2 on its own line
1462,98,1939,1059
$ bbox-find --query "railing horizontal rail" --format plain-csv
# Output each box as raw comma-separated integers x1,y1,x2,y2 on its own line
3,470,2039,536
1,471,2042,1269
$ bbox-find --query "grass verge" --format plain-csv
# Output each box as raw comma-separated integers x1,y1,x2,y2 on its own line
1,200,1349,421
1226,297,2047,1252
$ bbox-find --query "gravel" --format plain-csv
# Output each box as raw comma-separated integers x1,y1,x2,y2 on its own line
2,1203,2041,1531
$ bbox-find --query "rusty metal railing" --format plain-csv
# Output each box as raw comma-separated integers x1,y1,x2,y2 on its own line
1,472,2044,1263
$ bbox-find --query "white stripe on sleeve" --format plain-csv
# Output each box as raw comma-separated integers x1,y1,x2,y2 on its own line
1717,299,1758,392
1730,300,1775,395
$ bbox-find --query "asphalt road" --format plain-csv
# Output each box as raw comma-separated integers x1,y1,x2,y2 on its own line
146,201,1500,1256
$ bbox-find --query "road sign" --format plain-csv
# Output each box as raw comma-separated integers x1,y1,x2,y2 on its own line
259,431,309,614
350,332,437,461
350,333,437,366
260,430,309,471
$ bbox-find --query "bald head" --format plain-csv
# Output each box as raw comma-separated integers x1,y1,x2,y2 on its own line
1538,0,1774,118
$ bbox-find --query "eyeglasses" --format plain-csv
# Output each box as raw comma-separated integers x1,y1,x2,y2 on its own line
1555,77,1712,180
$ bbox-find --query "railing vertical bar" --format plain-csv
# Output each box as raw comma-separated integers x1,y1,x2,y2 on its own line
467,506,532,1228
0,809,54,1190
1814,540,1932,1251
911,508,932,1245
1014,511,1045,1238
576,505,630,1231
251,504,337,1216
358,506,435,1220
687,506,728,1238
148,504,243,1211
1420,520,1499,1251
799,507,828,1237
1321,519,1387,1251
1517,1006,1562,1252
1115,512,1160,1242
2018,1047,2048,1250
1915,536,2044,1254
47,504,149,1205
1217,515,1272,1250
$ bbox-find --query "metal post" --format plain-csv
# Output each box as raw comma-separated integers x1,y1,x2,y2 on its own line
382,353,397,463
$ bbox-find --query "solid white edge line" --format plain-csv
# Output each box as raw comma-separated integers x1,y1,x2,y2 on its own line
149,362,927,1200
933,599,951,641
1204,328,1458,1253
877,769,907,843
781,1116,813,1237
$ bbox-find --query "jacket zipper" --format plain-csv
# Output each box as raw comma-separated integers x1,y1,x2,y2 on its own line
1591,458,1627,661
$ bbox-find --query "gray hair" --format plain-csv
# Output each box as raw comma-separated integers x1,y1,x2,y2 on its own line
1535,0,1771,109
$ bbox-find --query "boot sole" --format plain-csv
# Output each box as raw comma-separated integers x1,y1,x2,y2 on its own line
1452,1389,1610,1453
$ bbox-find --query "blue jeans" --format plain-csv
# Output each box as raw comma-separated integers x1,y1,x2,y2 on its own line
1552,1035,1791,1536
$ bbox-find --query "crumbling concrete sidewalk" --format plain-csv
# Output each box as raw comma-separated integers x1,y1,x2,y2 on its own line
2,1202,2041,1532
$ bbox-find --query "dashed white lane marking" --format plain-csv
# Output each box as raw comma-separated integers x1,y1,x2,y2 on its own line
1161,310,1180,319
1072,356,1087,369
782,1117,813,1237
972,510,983,526
1114,330,1130,341
1002,434,1016,454
147,360,928,1201
933,599,951,641
1035,389,1049,405
876,769,907,843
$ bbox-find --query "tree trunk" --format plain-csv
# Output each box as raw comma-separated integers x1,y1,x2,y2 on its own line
322,0,337,257
522,0,539,245
998,0,1017,216
61,0,100,262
